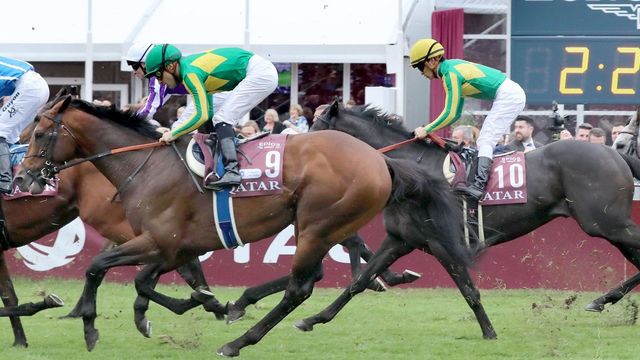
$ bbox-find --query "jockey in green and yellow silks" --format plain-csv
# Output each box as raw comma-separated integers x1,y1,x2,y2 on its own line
144,44,277,190
410,38,527,201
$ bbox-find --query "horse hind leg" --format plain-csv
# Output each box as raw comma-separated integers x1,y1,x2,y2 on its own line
586,245,640,312
218,263,324,357
296,235,413,332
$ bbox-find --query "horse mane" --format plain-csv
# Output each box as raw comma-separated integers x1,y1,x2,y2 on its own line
345,105,414,138
69,99,161,140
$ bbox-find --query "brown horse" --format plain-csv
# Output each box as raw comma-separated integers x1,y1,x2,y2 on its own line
2,118,227,348
15,96,468,357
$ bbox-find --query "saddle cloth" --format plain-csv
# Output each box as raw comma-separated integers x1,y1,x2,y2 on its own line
443,150,528,205
186,133,287,197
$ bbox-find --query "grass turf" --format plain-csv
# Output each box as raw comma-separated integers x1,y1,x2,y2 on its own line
1,277,639,359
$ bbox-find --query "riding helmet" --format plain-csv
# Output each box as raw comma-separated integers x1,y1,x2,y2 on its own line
144,44,182,78
409,39,445,68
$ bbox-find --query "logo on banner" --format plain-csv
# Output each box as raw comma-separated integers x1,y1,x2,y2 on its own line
588,4,640,29
16,218,86,271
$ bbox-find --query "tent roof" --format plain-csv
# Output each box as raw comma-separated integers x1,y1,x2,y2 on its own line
3,0,406,63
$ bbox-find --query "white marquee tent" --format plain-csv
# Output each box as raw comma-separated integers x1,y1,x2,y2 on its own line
2,0,507,117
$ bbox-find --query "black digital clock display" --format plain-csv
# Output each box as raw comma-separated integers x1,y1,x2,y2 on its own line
511,0,640,104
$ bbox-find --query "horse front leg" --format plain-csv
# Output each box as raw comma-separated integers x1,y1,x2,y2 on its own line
0,252,27,347
295,236,413,332
78,234,159,351
227,275,291,324
175,258,227,320
348,234,422,287
218,261,324,357
431,242,496,339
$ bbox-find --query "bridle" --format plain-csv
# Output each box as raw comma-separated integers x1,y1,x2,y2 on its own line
23,111,80,179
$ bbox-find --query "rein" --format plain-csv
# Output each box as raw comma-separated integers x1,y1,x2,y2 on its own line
31,112,164,175
378,133,446,153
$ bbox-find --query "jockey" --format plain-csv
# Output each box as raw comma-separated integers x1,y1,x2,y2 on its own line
144,44,278,190
410,38,526,201
126,43,188,123
0,56,49,193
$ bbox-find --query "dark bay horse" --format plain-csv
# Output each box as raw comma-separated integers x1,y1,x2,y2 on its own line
296,102,640,338
15,96,468,357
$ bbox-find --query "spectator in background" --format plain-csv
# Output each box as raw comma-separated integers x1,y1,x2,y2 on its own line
589,127,606,145
611,122,626,143
345,99,357,109
559,129,574,140
283,103,309,133
262,108,285,134
505,116,543,152
451,125,477,148
575,123,593,141
240,120,260,138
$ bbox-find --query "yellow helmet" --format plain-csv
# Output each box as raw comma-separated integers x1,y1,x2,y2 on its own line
409,39,445,68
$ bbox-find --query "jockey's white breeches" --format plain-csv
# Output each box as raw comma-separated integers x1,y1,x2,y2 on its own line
0,71,49,143
477,78,526,158
212,55,278,126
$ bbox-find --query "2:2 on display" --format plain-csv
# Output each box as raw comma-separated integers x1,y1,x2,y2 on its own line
511,38,640,104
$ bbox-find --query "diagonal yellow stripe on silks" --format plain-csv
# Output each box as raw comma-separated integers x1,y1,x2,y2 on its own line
204,76,229,92
191,52,227,73
462,83,482,96
453,63,485,80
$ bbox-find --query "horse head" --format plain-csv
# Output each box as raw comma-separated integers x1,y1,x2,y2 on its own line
310,99,412,150
15,95,76,194
612,111,639,157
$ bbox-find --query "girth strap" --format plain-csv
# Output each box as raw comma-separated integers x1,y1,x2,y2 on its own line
0,204,15,251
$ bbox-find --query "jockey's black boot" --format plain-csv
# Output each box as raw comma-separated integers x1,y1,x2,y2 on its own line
0,138,12,194
204,123,241,190
455,156,492,202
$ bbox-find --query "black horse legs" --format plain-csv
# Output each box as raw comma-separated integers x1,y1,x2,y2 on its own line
587,245,640,312
432,244,496,339
218,263,324,357
295,236,413,332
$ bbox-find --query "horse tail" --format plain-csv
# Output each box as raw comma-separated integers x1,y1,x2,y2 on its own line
620,153,640,180
384,157,473,267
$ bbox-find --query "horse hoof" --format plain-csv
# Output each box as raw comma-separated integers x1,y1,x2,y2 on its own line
483,331,498,340
136,318,152,338
217,344,239,357
367,278,387,292
12,340,28,348
294,320,314,332
403,269,422,283
84,329,100,352
45,294,64,308
226,304,246,324
585,302,605,312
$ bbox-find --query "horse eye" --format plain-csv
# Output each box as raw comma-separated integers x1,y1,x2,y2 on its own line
34,131,44,140
616,143,625,149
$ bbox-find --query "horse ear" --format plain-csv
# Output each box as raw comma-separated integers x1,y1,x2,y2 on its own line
329,99,340,117
49,95,72,114
54,87,69,99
